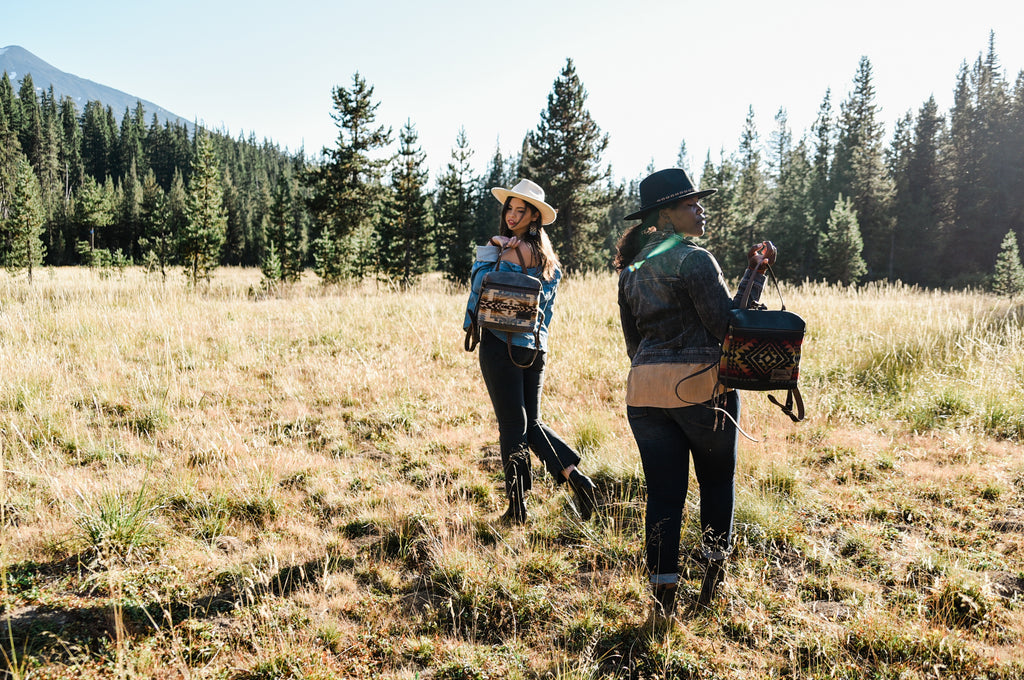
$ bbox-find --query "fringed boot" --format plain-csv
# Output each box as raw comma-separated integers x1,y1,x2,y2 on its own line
500,479,527,524
500,445,531,525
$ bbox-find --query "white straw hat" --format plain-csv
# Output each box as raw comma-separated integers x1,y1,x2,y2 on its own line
491,179,557,226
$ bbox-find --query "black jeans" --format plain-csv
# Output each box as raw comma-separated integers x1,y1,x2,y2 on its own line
627,390,739,585
479,331,581,496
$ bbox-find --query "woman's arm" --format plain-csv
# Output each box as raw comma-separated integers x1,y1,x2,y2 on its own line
618,277,642,360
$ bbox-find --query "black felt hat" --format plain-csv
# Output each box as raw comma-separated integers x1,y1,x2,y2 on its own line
625,168,717,221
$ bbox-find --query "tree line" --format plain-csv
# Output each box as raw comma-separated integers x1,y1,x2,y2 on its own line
2,33,1023,290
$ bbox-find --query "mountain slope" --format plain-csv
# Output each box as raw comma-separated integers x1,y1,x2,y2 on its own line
0,44,190,127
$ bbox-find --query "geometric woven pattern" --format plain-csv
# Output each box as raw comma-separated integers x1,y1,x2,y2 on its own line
720,333,802,390
477,275,541,334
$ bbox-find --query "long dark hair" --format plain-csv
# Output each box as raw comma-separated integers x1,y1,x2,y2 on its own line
500,197,559,280
613,210,661,272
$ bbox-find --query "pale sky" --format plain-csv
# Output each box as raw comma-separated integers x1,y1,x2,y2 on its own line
4,0,1023,185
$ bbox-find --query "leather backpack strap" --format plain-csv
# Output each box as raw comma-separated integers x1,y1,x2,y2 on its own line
768,387,805,422
506,334,540,369
464,314,480,351
497,243,530,270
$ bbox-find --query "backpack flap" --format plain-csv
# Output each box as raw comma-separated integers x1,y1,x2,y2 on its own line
477,270,542,335
719,308,805,391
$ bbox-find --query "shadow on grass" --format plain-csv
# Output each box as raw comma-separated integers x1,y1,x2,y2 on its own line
1,551,354,671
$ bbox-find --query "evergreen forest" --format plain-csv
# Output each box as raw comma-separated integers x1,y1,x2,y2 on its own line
1,33,1023,289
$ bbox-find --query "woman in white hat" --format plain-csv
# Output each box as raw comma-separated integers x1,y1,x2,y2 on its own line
464,179,598,524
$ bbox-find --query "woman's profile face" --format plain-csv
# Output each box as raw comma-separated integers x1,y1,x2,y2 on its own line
504,198,539,234
663,197,706,237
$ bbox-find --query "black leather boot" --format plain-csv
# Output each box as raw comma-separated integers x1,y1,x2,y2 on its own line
696,559,726,609
500,487,527,524
567,469,597,521
646,582,677,635
500,447,530,524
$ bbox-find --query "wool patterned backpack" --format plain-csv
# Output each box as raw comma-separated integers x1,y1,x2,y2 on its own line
464,245,543,368
719,266,806,422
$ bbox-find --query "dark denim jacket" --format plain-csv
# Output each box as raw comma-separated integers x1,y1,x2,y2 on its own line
464,245,561,352
618,230,763,366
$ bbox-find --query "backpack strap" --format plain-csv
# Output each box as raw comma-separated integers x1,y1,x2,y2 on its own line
767,387,805,422
506,333,540,369
464,311,480,352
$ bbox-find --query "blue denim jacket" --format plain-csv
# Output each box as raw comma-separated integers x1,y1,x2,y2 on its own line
464,245,561,352
618,231,764,366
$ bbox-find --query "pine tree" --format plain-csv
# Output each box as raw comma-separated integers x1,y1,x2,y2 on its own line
732,107,768,269
74,174,112,263
377,120,433,285
889,98,945,285
0,72,18,135
36,88,62,219
0,108,23,223
992,230,1024,296
260,240,283,287
58,97,83,198
179,130,227,285
765,108,815,279
221,166,246,265
434,127,477,283
521,58,610,272
943,33,1015,282
698,151,742,270
676,141,691,177
81,100,114,181
138,169,172,279
166,168,187,255
266,171,305,282
809,90,835,241
2,158,46,281
116,159,142,260
16,74,41,167
472,142,514,247
596,176,629,268
305,72,391,282
818,195,866,286
832,57,895,278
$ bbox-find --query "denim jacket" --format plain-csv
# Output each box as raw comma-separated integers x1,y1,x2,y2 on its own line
464,245,561,352
618,230,764,367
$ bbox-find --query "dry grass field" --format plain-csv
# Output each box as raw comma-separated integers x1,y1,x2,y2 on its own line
1,267,1023,679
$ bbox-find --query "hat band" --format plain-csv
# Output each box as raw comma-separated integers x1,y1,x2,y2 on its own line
649,188,698,205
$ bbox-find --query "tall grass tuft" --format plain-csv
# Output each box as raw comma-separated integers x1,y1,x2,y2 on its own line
74,484,163,565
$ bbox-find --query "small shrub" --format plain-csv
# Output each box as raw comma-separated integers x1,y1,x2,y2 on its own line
760,465,798,498
929,582,990,628
978,483,1003,501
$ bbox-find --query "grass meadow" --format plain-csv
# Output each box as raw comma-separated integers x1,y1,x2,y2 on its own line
1,267,1023,679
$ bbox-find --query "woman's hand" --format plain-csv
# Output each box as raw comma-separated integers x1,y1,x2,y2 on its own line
489,235,521,249
747,241,777,273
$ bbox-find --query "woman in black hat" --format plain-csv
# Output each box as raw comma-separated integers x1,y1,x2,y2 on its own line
614,168,776,625
464,179,598,525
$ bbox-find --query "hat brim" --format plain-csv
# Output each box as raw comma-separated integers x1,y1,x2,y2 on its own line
492,188,557,226
625,188,717,221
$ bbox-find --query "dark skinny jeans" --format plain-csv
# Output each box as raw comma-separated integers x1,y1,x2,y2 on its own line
627,391,739,585
479,331,581,497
